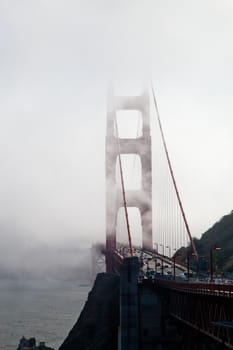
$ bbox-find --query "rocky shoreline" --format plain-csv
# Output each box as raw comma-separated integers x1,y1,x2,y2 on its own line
59,273,119,350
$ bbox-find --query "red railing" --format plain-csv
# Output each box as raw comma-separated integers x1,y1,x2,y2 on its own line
150,279,233,298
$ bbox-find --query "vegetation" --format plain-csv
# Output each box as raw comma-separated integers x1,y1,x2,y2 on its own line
177,211,233,273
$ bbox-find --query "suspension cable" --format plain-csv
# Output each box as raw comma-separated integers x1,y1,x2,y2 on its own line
114,119,133,257
151,82,198,259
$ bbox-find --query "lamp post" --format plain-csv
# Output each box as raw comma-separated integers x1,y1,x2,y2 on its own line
186,249,192,281
146,259,149,274
173,251,181,281
153,243,158,273
210,244,221,283
173,254,178,281
154,256,157,273
165,245,171,258
186,249,196,281
160,244,164,276
172,248,177,280
198,256,207,277
154,242,158,253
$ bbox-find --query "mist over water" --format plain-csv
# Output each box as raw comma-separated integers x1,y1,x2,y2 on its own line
0,222,94,350
0,234,92,349
0,227,92,281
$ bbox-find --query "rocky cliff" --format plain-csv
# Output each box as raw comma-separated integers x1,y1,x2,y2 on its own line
59,273,120,350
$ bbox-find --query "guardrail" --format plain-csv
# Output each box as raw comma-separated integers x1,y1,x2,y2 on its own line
148,278,233,298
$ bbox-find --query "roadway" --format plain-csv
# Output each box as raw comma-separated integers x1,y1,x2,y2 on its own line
116,246,233,285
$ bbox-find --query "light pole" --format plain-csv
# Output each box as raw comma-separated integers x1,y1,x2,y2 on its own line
154,242,158,253
165,245,171,258
186,248,192,281
210,248,213,282
172,248,176,280
173,252,180,280
146,259,149,273
154,243,158,273
154,256,157,273
187,252,190,281
173,255,176,280
198,256,207,277
186,249,196,281
210,244,221,282
160,244,164,276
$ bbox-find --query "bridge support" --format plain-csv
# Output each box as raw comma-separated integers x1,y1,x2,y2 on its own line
120,256,140,350
106,89,152,272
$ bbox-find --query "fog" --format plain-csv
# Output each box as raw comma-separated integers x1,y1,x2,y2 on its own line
0,227,91,281
0,1,233,278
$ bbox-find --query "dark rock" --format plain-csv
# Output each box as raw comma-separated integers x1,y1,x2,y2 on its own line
59,273,120,350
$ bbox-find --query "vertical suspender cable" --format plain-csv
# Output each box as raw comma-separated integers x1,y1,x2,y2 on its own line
151,83,198,259
115,119,133,257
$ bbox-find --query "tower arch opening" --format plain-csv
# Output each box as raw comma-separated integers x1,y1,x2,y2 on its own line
115,154,142,190
115,110,142,139
116,207,142,247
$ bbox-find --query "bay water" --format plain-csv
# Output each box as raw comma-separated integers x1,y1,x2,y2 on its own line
0,278,90,350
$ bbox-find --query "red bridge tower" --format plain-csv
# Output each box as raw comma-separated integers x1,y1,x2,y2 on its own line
106,89,152,272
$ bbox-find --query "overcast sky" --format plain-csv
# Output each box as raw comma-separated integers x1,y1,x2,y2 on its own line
0,1,233,263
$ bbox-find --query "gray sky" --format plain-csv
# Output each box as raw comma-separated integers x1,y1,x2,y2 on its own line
0,1,233,263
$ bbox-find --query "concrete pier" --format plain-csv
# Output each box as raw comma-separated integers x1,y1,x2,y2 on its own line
120,256,140,350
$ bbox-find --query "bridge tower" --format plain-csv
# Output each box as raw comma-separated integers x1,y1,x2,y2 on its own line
106,89,152,272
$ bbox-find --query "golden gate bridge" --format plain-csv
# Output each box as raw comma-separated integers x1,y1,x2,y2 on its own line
91,85,233,350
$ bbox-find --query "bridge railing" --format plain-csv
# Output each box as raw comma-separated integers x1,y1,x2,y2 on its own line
148,278,233,298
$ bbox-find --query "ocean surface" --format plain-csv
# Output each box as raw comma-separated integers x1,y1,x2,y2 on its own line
0,278,90,350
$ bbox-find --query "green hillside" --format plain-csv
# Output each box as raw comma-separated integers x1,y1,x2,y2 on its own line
194,210,233,272
178,211,233,274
